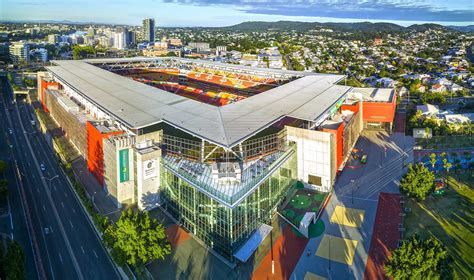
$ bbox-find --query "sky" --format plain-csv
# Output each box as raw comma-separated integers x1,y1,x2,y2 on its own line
1,0,473,27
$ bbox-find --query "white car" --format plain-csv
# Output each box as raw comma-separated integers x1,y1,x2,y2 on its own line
8,128,13,134
40,163,46,171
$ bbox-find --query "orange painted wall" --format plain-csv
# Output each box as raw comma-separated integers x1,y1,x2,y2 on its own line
86,122,123,186
341,103,360,114
39,79,60,112
362,95,397,123
323,121,344,170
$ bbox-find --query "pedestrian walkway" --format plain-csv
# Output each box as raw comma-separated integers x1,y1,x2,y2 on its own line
364,193,402,280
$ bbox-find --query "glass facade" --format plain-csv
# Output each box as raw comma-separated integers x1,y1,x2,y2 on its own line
160,148,297,262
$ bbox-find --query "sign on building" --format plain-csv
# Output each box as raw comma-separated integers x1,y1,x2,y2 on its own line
119,149,130,182
143,159,157,180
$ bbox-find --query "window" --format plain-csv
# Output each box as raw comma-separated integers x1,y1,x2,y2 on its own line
308,175,322,186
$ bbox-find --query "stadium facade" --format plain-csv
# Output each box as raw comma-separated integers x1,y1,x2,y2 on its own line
38,57,396,263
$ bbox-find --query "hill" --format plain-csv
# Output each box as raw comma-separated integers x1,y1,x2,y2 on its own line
218,21,463,33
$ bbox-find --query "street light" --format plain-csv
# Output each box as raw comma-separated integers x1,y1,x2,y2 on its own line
92,191,97,209
42,175,59,193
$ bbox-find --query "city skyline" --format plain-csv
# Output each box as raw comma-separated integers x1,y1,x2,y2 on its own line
1,0,473,27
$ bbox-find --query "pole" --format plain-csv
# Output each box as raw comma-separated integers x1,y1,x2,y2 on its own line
328,236,331,271
351,180,354,204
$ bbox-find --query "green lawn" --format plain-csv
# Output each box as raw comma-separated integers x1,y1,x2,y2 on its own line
416,135,474,149
404,173,474,279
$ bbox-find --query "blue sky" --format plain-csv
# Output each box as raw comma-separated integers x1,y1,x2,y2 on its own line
1,0,473,26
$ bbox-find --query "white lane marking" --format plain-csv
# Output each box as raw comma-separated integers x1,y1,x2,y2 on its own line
72,208,76,214
64,193,68,198
59,253,63,263
81,246,85,254
36,187,40,193
93,250,98,258
60,202,64,208
43,205,46,212
53,185,57,191
69,221,74,228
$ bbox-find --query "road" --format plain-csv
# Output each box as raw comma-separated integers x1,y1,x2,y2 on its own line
0,77,121,280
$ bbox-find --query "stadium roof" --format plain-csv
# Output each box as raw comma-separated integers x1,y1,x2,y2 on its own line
46,58,349,148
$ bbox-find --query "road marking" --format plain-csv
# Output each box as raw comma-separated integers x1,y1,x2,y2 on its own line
36,187,40,193
61,202,64,208
59,253,63,263
93,250,98,258
53,185,57,191
69,220,74,228
72,208,76,214
64,193,68,198
81,246,85,254
43,204,46,212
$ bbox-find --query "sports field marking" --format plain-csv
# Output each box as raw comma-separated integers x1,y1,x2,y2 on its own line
330,205,365,228
304,271,327,280
315,234,358,265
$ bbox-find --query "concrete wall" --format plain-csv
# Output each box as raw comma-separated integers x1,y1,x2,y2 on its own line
136,147,161,210
286,126,335,192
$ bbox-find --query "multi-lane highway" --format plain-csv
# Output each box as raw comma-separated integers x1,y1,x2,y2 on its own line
0,77,121,280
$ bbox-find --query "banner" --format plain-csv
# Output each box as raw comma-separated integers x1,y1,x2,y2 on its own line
119,149,129,182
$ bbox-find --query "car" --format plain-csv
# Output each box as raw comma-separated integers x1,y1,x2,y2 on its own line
360,154,368,164
40,163,46,171
8,128,13,134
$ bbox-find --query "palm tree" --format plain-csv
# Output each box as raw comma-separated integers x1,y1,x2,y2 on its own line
443,158,452,185
430,153,437,172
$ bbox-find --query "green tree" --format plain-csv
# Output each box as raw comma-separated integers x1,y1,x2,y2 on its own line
72,45,96,60
104,209,171,268
385,236,448,280
399,163,435,201
430,153,437,171
0,179,8,203
4,241,26,280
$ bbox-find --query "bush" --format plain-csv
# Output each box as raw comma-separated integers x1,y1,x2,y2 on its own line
400,163,435,201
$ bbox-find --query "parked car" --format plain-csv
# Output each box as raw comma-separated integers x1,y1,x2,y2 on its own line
40,163,46,171
360,154,368,164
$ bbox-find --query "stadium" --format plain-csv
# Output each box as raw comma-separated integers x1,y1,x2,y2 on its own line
37,57,396,263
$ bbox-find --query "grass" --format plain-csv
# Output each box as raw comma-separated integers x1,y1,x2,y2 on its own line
416,135,474,149
281,188,328,227
404,173,474,279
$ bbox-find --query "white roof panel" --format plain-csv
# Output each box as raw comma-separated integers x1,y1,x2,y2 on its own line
47,58,348,147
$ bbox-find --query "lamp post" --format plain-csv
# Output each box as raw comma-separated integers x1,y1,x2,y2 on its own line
351,179,355,204
42,175,59,193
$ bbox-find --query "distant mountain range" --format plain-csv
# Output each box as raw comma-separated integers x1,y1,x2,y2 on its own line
217,21,473,33
1,19,473,33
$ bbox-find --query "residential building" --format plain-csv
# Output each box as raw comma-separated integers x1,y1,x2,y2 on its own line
142,18,155,43
9,41,29,63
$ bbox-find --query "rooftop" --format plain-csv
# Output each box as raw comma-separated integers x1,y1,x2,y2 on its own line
350,87,394,102
46,58,348,148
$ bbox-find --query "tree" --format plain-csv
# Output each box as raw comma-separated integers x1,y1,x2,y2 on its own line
104,209,171,268
385,235,449,280
430,153,437,171
0,179,8,203
399,163,435,201
3,241,26,280
0,160,7,178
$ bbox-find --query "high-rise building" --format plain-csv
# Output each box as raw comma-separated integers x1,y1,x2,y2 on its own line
87,26,95,37
127,31,136,46
48,34,60,44
9,41,29,63
113,31,127,50
142,18,155,43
